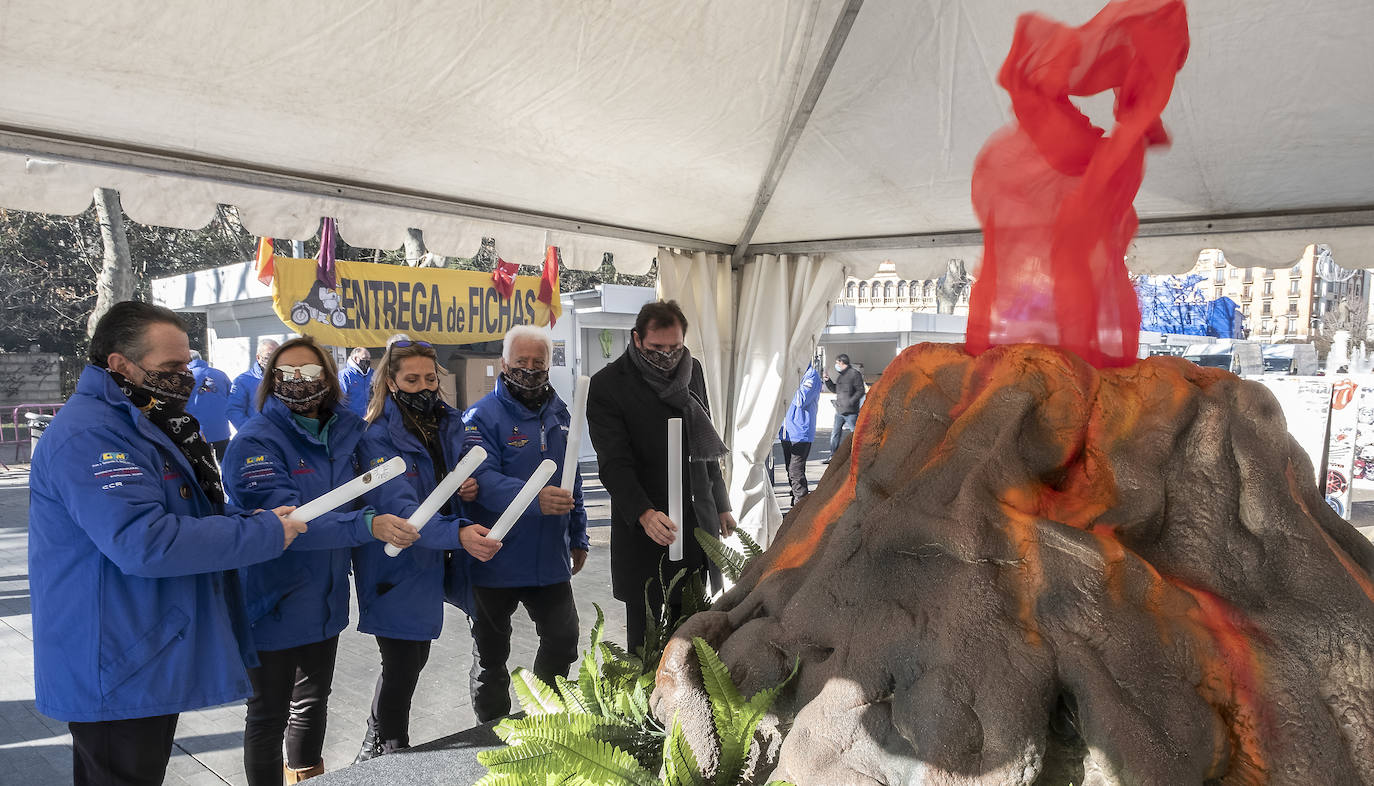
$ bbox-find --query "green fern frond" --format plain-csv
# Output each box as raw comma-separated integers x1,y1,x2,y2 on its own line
477,737,560,777
678,572,711,621
473,771,526,786
737,529,764,562
663,715,704,786
512,668,566,715
499,712,646,752
588,603,606,651
694,529,745,581
541,731,659,786
691,637,743,749
555,675,590,715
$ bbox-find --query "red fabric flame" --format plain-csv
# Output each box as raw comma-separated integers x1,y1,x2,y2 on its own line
965,0,1190,368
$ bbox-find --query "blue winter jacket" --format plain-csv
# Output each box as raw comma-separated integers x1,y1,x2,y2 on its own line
29,366,285,722
228,364,264,430
354,397,471,640
461,377,589,589
224,397,379,651
188,358,233,442
338,362,373,417
779,365,823,443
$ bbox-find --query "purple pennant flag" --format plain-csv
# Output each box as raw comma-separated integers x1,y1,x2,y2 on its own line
315,217,337,288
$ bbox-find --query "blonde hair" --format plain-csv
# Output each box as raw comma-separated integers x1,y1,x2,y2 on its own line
365,341,444,423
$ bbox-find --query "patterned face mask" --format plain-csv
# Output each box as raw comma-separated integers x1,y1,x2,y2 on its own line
393,387,439,416
503,367,552,410
273,377,328,413
644,346,686,373
137,366,195,407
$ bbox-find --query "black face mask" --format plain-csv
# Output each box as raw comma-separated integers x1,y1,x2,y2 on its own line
642,346,685,373
503,368,552,410
138,366,195,409
355,358,371,373
393,387,439,416
273,378,328,414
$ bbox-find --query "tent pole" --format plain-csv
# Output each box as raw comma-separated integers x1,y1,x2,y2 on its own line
730,0,866,267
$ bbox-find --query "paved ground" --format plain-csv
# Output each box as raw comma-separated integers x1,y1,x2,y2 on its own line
2,436,1372,784
0,444,829,785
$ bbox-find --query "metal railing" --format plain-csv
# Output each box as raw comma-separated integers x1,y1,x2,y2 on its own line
0,403,64,470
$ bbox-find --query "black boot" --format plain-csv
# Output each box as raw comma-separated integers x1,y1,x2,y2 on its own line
352,718,384,765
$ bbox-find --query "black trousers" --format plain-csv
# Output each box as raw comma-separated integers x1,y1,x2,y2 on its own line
244,636,339,785
371,636,432,750
469,582,579,723
69,713,178,786
780,438,812,502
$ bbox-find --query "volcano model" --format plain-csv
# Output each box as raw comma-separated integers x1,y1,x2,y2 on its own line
655,342,1374,784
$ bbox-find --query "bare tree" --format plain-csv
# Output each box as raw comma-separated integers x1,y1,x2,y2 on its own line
86,188,135,336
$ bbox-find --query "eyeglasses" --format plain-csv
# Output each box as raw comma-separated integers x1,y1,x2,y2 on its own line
274,363,324,381
392,340,432,349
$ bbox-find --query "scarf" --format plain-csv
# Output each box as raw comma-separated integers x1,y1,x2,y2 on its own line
628,345,727,462
108,368,224,504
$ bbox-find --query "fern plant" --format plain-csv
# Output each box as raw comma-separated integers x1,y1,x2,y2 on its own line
478,531,787,785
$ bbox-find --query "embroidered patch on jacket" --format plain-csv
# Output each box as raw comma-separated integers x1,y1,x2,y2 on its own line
292,458,315,476
506,426,529,449
245,455,267,465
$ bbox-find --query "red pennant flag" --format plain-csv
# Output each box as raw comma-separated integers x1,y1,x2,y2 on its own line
491,257,519,300
254,237,275,285
535,246,563,327
316,217,337,289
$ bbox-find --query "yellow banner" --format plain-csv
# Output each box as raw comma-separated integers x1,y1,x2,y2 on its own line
270,258,546,346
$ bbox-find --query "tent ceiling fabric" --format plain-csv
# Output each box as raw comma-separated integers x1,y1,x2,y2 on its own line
1,0,1372,276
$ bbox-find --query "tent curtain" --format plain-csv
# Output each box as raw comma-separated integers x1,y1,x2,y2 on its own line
724,253,847,546
655,249,737,439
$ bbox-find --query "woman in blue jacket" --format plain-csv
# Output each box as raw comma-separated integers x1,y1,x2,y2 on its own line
224,336,420,785
351,339,502,761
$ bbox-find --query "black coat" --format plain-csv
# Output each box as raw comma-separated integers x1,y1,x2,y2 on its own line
825,366,865,415
587,350,729,603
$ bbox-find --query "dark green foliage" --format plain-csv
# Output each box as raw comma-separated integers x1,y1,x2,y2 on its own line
479,532,795,786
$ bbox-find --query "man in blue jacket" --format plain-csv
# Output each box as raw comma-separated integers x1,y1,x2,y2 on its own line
461,325,588,723
29,301,306,786
187,350,233,461
229,338,279,431
778,361,822,503
338,346,373,417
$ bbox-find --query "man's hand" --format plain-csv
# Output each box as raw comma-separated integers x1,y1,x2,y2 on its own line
539,486,575,516
638,509,677,547
372,514,421,550
719,511,738,538
273,506,307,549
458,477,479,503
460,524,502,561
571,548,588,575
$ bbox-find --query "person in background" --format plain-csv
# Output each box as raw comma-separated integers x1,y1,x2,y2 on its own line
28,301,307,786
350,339,501,761
460,325,589,723
778,360,823,504
229,339,280,431
822,353,865,463
587,300,735,652
187,349,234,461
339,347,373,417
224,336,421,785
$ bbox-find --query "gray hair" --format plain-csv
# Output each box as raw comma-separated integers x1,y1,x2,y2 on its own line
189,350,203,361
256,338,280,355
502,325,553,364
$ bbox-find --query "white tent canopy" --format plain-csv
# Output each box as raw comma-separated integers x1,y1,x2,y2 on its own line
3,0,1373,539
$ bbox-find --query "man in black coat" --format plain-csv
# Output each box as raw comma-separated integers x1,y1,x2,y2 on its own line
823,353,865,459
587,300,736,651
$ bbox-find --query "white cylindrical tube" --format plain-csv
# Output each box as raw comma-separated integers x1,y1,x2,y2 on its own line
292,456,406,523
668,417,683,562
484,459,558,542
560,375,590,491
384,446,487,557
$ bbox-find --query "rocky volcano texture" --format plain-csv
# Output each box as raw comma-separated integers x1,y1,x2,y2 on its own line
654,343,1374,785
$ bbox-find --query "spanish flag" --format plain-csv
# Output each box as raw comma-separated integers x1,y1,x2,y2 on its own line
534,246,563,327
254,237,275,285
